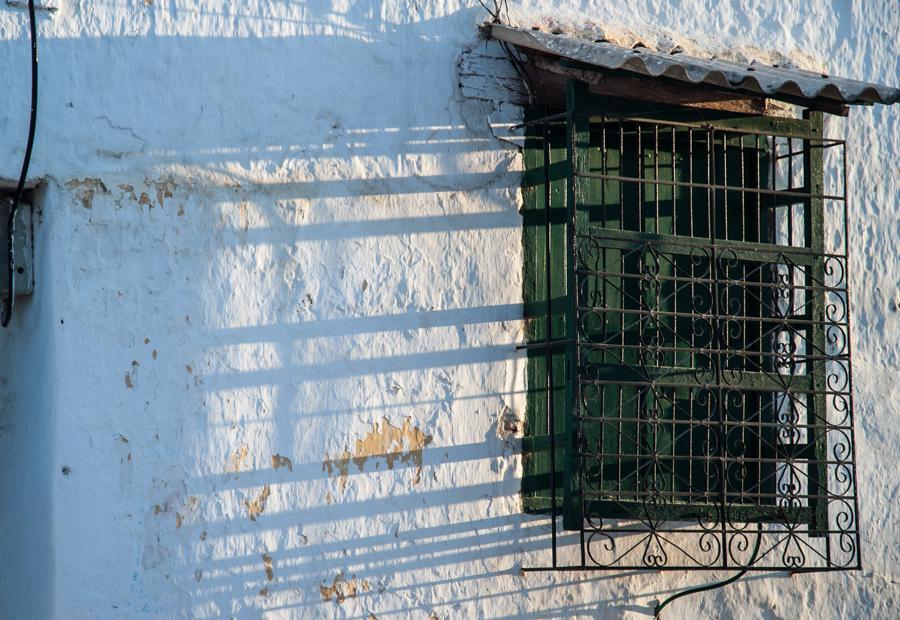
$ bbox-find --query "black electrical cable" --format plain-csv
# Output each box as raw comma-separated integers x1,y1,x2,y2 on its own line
2,0,39,328
478,0,508,24
654,524,763,618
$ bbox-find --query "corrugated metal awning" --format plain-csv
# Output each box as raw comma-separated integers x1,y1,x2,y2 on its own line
489,23,900,107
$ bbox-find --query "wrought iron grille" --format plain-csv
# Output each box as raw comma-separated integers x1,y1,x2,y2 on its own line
521,82,859,572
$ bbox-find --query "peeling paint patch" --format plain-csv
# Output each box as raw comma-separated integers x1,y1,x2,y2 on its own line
259,587,269,597
115,178,177,208
175,512,183,528
65,178,109,210
319,571,369,604
321,451,350,491
244,485,270,521
262,553,274,581
118,184,137,202
124,372,134,389
230,445,249,472
323,417,434,492
151,179,177,208
496,406,520,438
271,454,293,472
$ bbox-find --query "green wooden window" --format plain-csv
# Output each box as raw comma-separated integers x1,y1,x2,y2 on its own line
522,81,849,561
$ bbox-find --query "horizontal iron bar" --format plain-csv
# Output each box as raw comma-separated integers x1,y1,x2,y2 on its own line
773,149,807,161
516,338,575,351
575,170,845,202
522,565,860,573
588,129,845,150
575,270,847,293
509,111,568,130
576,228,848,261
580,487,854,499
575,526,853,534
576,340,850,360
578,367,816,391
578,382,852,399
574,304,845,325
579,416,853,431
581,112,847,143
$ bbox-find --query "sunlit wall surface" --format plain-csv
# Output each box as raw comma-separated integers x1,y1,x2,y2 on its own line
0,1,896,618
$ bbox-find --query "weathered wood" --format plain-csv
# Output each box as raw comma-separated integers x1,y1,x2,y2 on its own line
530,52,769,114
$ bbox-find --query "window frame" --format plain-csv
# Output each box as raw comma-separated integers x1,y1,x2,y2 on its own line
521,79,858,571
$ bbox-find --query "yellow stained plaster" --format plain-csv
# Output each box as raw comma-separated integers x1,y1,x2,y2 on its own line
323,417,433,492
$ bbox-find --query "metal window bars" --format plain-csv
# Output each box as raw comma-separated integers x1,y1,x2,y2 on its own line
522,81,859,572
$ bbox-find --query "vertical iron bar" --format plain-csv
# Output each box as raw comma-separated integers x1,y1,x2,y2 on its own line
618,121,625,498
565,80,590,566
709,128,730,568
669,127,677,494
655,123,660,234
740,134,746,243
756,133,764,494
804,110,829,541
600,120,607,498
689,128,695,238
619,120,625,230
787,138,794,246
543,117,558,567
739,135,748,500
638,123,644,232
672,126,678,236
840,138,861,569
723,132,729,241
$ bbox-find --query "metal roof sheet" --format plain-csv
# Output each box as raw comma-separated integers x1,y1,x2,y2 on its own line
490,23,900,106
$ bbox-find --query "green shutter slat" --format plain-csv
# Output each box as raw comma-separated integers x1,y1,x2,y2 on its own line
804,110,830,537
522,112,569,514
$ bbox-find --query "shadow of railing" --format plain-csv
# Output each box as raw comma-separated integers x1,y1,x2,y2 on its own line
0,4,800,618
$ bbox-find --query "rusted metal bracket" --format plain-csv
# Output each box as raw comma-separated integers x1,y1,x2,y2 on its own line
0,197,34,300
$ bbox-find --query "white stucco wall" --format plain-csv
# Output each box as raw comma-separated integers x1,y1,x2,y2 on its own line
0,1,896,618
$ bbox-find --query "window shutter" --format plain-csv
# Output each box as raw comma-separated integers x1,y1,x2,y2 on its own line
523,79,857,571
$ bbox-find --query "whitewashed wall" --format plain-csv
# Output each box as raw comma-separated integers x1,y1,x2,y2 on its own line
0,1,896,618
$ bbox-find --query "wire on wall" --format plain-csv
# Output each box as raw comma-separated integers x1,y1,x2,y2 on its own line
654,525,763,618
477,0,509,24
3,0,39,328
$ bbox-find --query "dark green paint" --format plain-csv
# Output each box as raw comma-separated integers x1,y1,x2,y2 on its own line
522,85,827,531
